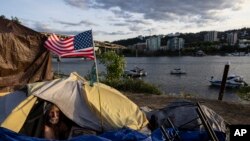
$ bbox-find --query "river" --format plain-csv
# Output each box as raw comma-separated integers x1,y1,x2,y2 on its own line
52,56,250,103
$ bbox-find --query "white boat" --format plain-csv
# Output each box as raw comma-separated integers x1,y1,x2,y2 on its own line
130,67,147,76
195,50,206,56
124,67,147,78
170,68,186,75
209,75,247,88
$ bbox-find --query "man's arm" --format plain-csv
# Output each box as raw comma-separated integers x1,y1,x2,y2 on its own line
44,125,56,139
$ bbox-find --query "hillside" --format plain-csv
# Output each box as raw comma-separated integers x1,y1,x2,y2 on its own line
112,28,250,47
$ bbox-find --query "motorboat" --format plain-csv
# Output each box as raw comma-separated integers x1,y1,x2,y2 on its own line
170,68,186,75
130,67,147,76
209,74,248,88
124,67,147,78
195,50,206,56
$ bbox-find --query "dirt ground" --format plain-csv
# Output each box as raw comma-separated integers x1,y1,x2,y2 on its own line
124,93,250,125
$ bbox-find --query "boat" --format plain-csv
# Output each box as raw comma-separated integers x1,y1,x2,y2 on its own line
209,74,248,88
195,50,206,56
170,68,186,75
124,67,147,78
130,67,147,76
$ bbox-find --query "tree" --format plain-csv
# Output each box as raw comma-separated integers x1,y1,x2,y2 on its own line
99,51,125,81
0,15,6,19
11,16,21,24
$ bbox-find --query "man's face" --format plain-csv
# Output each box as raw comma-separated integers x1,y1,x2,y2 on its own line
48,105,60,125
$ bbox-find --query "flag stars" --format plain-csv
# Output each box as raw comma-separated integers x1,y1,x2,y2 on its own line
74,30,93,50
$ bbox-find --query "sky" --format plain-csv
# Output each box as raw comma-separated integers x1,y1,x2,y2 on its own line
1,0,250,42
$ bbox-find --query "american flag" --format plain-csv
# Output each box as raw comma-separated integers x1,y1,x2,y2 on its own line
44,30,95,59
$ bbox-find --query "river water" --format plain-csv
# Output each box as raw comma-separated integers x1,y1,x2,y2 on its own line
52,56,250,103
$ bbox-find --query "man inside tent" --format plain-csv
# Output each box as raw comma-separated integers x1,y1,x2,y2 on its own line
43,103,70,140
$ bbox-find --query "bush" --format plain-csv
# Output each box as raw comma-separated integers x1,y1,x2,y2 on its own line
98,51,161,95
102,78,162,95
237,86,250,101
99,51,125,81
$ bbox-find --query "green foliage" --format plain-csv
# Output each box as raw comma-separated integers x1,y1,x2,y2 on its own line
0,15,6,19
99,51,125,81
237,86,250,101
113,37,146,46
102,78,162,95
98,51,162,95
0,15,21,24
11,16,21,24
113,28,250,56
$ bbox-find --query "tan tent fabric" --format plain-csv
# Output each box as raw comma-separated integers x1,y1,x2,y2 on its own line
28,76,102,131
0,18,53,91
1,95,37,132
71,73,148,130
0,92,10,97
29,73,148,131
84,82,149,131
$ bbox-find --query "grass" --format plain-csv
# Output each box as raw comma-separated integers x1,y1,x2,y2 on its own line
53,71,162,95
237,86,250,101
101,78,162,95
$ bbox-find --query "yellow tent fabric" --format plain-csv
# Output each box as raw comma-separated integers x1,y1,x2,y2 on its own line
1,95,37,132
84,82,149,131
0,91,10,97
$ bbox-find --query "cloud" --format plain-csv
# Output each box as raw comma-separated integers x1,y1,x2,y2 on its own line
111,23,128,26
88,0,244,24
33,22,52,32
63,0,92,9
94,30,132,36
111,19,151,28
125,19,152,25
128,25,145,32
110,8,133,19
29,20,131,38
62,0,245,28
54,20,98,27
33,22,82,35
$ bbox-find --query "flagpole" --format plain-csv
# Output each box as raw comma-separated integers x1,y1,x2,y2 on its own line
91,29,103,132
92,38,99,83
57,55,61,76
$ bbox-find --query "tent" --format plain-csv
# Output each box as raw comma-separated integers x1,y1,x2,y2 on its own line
0,96,226,141
146,100,227,133
0,90,27,123
0,18,53,92
0,72,148,138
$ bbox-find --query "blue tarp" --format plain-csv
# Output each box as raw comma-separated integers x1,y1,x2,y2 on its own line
99,128,149,141
0,127,149,141
0,127,225,141
151,128,226,141
0,127,109,141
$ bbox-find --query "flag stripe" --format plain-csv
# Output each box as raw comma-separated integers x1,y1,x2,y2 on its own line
61,48,94,59
45,38,74,53
50,34,74,48
45,43,68,56
47,34,74,50
44,40,74,55
44,30,95,59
